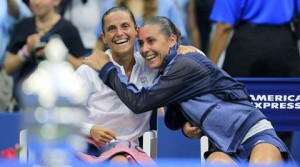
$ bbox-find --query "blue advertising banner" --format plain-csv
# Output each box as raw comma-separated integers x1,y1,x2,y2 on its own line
236,78,300,131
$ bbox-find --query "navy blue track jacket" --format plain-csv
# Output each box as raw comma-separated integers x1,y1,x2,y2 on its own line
99,43,266,152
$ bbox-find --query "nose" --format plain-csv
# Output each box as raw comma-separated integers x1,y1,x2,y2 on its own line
140,43,150,56
116,28,124,37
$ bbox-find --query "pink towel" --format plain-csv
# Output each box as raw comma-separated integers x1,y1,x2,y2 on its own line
77,138,156,166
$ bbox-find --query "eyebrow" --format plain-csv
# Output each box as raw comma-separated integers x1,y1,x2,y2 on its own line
138,36,153,41
106,21,132,28
146,36,156,41
138,30,161,41
121,22,130,25
106,24,116,29
146,36,153,39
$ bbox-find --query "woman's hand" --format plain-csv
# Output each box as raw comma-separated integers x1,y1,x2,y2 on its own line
26,33,41,53
84,51,110,71
182,122,202,138
90,125,116,146
26,34,46,60
177,45,198,55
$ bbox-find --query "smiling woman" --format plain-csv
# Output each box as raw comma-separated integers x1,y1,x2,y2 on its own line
138,18,181,70
100,8,136,68
100,7,138,79
74,6,158,166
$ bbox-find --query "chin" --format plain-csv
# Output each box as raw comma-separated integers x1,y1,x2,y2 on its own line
115,47,131,54
147,63,159,69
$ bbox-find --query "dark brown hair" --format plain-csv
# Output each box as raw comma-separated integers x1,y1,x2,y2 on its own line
101,6,137,34
141,16,182,42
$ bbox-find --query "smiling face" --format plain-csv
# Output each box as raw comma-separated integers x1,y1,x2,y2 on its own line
138,24,177,69
101,11,137,57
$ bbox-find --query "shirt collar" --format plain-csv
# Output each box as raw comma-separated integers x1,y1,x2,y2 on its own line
105,49,142,67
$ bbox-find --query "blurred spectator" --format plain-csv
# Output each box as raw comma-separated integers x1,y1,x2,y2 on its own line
0,0,31,68
58,0,106,54
21,0,29,6
0,0,31,111
173,0,201,49
93,0,188,52
173,0,214,53
193,0,214,54
3,0,86,110
209,0,300,148
209,0,300,77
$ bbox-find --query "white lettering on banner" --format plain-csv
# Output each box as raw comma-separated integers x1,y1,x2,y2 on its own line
250,95,300,110
251,95,300,102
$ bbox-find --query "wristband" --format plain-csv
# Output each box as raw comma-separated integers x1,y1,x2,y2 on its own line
17,50,26,62
22,45,30,58
18,45,30,62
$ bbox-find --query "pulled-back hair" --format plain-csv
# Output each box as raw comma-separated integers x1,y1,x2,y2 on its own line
141,16,182,42
101,6,137,34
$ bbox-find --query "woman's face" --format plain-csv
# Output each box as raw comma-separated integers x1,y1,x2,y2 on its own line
30,0,60,17
138,24,176,69
101,11,137,57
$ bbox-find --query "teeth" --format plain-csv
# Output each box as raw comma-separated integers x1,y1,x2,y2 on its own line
115,39,128,44
146,54,156,60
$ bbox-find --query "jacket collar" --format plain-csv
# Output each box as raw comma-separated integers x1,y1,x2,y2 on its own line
163,43,179,66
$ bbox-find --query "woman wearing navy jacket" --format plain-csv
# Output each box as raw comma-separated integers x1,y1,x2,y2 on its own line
84,16,295,166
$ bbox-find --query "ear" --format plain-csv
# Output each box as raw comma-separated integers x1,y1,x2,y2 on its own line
168,34,177,47
101,32,107,44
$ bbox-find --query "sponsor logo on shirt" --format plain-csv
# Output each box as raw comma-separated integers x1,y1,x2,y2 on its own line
140,75,148,86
